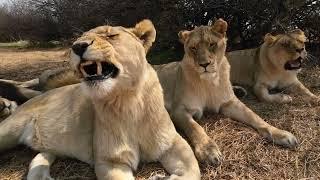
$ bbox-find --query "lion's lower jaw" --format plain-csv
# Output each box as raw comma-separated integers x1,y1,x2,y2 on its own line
81,80,116,99
287,68,301,74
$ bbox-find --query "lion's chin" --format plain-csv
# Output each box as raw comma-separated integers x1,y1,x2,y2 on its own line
81,79,116,99
200,72,217,80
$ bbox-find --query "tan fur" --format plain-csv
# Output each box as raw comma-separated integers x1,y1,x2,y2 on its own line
38,68,80,91
154,19,298,166
227,29,319,104
0,20,200,180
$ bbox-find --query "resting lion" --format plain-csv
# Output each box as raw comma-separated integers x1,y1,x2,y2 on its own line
0,20,200,180
227,29,320,104
154,19,298,166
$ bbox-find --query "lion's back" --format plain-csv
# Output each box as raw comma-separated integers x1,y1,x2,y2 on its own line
153,61,180,111
227,48,258,86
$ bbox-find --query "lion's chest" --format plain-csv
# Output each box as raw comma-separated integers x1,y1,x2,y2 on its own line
94,112,141,169
205,83,234,113
260,72,298,90
93,102,175,169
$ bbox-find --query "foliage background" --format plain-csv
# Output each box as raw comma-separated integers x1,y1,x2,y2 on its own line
0,0,319,63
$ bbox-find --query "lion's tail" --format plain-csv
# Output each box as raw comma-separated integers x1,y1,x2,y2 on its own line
233,85,248,98
0,114,29,151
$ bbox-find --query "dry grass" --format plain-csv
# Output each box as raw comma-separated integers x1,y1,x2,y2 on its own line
0,48,319,179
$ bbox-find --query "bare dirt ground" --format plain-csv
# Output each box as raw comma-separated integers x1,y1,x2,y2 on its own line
0,48,319,180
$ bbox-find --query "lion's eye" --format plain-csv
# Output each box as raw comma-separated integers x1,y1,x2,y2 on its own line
296,48,304,53
209,42,217,48
107,34,119,38
209,42,217,50
190,46,197,51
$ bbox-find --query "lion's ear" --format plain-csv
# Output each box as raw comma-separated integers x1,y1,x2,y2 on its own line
131,19,156,53
264,33,276,44
289,29,306,42
211,18,228,37
290,29,304,35
178,30,191,44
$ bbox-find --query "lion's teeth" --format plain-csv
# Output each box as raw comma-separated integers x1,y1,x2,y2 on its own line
80,67,89,77
81,61,94,66
97,62,102,75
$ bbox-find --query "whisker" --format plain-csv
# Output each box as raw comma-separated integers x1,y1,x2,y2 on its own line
307,54,318,61
308,53,318,59
307,56,316,61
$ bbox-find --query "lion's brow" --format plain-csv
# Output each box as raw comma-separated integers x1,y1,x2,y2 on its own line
287,34,305,44
120,27,142,42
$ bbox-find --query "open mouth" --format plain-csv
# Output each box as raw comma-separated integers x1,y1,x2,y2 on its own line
79,60,119,81
284,57,302,70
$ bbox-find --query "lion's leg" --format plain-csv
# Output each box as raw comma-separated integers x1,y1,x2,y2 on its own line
288,81,320,105
254,83,292,103
220,98,298,148
95,162,134,180
27,152,56,180
0,81,41,105
172,106,222,166
0,78,39,88
17,86,42,99
0,97,17,121
152,135,200,180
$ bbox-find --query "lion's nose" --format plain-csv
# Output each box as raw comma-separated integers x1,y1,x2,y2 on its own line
199,62,210,68
72,42,89,57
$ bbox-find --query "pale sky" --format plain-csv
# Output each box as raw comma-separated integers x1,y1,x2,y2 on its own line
0,0,9,5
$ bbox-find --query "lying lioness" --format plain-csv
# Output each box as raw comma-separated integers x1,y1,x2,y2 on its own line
227,30,320,104
0,68,79,120
0,20,200,180
154,19,298,166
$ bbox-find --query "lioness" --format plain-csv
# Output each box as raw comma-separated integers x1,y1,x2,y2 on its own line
154,19,298,166
0,20,200,180
227,30,320,104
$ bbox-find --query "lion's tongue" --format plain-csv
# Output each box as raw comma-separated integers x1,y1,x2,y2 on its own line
290,61,301,68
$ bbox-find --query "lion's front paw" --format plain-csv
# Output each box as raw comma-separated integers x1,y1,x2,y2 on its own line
265,128,298,148
27,165,54,180
305,96,320,106
194,139,222,166
0,98,17,120
277,94,293,104
149,174,178,180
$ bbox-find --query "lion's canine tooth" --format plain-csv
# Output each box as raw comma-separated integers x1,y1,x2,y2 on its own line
81,60,94,66
80,60,95,77
97,62,102,75
80,67,89,77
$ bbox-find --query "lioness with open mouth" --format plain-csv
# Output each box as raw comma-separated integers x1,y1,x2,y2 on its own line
154,19,298,166
227,30,320,104
0,20,200,180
